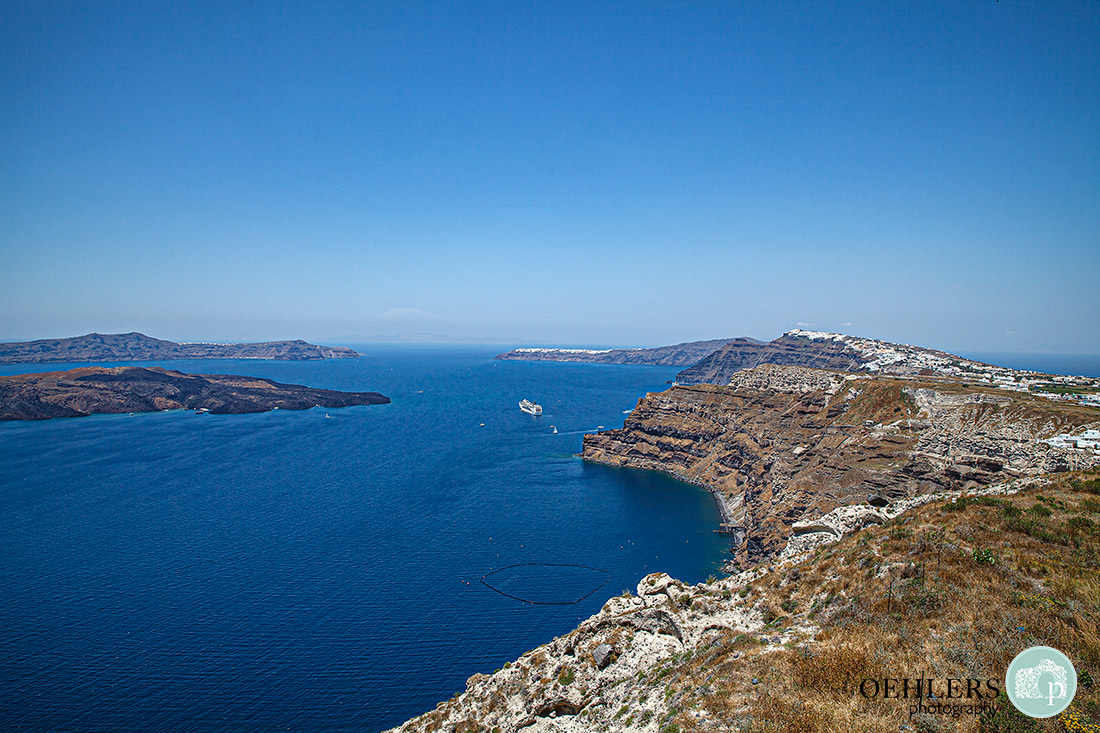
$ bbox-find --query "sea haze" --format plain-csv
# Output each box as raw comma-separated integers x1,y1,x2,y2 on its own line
0,346,731,732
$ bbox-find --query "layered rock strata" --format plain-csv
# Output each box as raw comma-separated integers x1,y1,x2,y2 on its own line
674,335,865,385
583,364,1100,568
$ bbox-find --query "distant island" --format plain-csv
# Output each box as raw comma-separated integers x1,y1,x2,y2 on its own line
0,366,389,421
0,332,359,364
495,337,740,367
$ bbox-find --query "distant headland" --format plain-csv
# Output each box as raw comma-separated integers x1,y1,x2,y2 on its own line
0,332,358,364
0,366,389,421
498,329,1100,407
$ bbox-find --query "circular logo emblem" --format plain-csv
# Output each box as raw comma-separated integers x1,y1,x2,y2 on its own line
1005,646,1077,718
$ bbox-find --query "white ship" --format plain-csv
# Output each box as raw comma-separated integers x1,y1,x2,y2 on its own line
519,399,543,415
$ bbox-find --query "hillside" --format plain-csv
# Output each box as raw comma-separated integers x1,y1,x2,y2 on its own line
677,331,1100,396
0,332,359,363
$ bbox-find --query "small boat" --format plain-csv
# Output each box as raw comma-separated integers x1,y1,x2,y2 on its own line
551,425,558,434
519,399,542,415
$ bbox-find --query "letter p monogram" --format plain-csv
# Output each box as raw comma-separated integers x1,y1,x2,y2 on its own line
1048,681,1065,706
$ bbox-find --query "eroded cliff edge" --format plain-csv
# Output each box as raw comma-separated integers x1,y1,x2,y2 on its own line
583,364,1100,569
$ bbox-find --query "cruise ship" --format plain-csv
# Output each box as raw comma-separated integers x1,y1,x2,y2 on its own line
519,399,542,415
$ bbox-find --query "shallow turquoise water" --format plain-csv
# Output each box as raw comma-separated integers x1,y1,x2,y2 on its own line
0,346,731,731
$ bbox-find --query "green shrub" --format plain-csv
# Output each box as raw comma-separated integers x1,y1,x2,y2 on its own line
943,497,969,512
1076,477,1100,495
1068,515,1095,530
972,548,997,564
975,496,1005,507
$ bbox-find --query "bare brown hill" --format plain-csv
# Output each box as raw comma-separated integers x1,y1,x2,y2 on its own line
0,366,389,420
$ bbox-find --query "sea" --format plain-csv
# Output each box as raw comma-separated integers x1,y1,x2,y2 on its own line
0,346,733,732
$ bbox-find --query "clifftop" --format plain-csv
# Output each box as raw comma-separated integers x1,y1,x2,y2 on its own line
0,332,359,363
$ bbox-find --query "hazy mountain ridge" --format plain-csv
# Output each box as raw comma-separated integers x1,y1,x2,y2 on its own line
495,338,748,367
0,332,359,363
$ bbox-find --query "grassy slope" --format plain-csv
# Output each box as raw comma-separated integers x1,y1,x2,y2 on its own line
650,472,1100,733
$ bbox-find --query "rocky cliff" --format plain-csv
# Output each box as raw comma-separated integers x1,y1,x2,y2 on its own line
674,336,865,385
0,366,389,420
0,332,359,363
584,365,1100,568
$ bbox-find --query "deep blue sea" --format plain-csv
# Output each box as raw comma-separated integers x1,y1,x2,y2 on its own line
962,352,1100,378
0,347,732,732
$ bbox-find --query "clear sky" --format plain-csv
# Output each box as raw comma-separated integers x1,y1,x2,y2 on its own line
2,1,1097,353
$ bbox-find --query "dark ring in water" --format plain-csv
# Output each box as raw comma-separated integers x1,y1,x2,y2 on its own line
480,563,611,605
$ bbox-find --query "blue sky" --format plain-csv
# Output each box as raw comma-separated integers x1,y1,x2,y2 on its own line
2,1,1097,353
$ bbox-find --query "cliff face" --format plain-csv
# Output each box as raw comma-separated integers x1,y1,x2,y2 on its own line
495,338,743,367
0,332,359,363
0,366,389,420
674,336,865,385
583,365,1100,568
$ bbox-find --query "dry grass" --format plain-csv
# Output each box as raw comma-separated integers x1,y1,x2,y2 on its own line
636,470,1100,733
